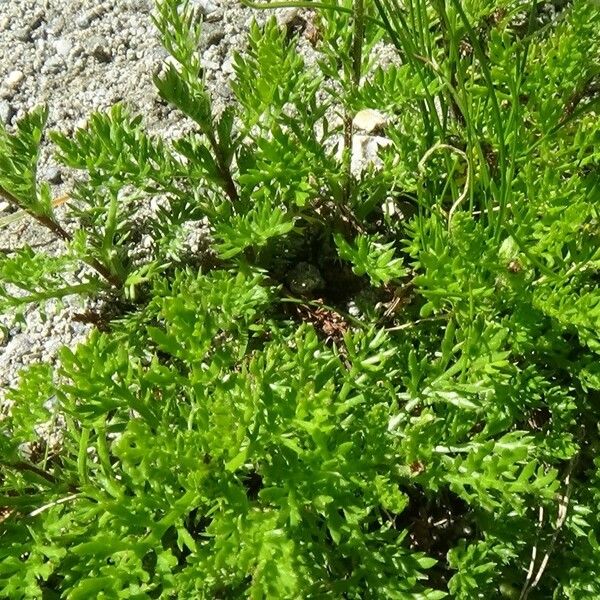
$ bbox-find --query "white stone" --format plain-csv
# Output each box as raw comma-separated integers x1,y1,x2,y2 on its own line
4,70,24,89
222,57,235,75
350,134,393,174
335,133,392,174
353,108,388,133
0,100,10,123
276,8,301,27
189,0,218,16
382,198,398,217
44,56,64,75
75,14,90,28
53,38,72,56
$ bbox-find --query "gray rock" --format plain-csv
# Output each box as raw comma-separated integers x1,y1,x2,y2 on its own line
0,70,24,99
287,262,325,296
44,55,65,74
47,16,66,36
45,166,63,184
201,22,226,49
0,99,12,123
190,0,219,16
88,36,112,62
15,12,45,42
75,13,90,28
222,56,235,75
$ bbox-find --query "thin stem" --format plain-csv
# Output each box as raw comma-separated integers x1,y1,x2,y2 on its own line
520,459,575,599
0,186,123,288
418,143,470,229
86,258,123,288
385,314,450,331
0,193,70,229
2,460,57,485
280,296,367,330
342,0,365,204
446,0,507,230
240,0,385,27
351,0,365,87
2,283,104,308
372,0,442,142
33,212,71,241
29,494,79,517
205,129,239,202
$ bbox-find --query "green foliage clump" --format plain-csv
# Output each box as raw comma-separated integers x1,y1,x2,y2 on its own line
1,0,600,598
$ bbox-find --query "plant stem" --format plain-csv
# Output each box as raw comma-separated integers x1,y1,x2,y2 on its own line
205,130,239,202
2,461,57,485
240,0,385,27
351,0,365,87
280,296,367,330
4,282,104,307
342,0,365,204
0,187,123,288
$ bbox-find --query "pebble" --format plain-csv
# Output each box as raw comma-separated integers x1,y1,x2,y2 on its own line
222,57,235,75
15,12,45,43
48,16,66,36
353,109,388,134
201,23,226,49
75,13,90,28
4,70,25,89
190,0,219,16
45,166,63,184
88,35,112,62
53,38,73,57
44,56,65,75
277,7,307,37
0,100,12,123
276,7,301,26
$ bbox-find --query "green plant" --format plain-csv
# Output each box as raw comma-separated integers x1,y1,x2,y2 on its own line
1,0,600,597
0,106,169,309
